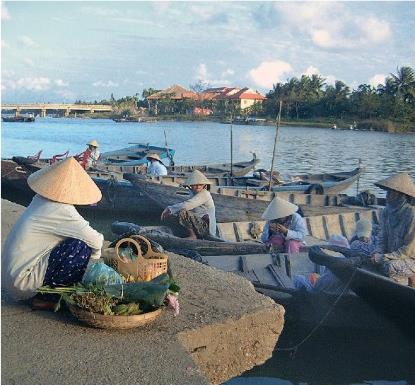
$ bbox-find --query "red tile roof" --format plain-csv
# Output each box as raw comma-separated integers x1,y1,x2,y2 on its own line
147,84,198,100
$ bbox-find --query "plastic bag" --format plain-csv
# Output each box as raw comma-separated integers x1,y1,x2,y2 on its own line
82,261,124,286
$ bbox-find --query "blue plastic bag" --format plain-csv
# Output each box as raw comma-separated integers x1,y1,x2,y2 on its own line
82,261,124,286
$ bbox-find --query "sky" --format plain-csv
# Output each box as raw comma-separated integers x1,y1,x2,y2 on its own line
1,1,415,103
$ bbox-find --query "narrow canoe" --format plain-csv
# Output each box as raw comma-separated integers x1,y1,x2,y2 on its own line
124,167,364,193
309,245,415,336
102,155,260,177
123,171,378,223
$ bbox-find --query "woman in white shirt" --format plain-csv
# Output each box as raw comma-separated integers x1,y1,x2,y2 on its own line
146,153,168,176
260,196,307,253
161,170,216,239
2,157,104,309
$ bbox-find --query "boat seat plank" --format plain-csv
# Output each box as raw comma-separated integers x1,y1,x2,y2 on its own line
267,264,295,289
233,270,260,283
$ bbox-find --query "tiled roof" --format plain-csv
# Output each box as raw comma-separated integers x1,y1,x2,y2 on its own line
147,84,198,100
224,88,266,100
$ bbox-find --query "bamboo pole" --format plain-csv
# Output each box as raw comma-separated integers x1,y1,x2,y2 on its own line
230,113,234,177
269,101,283,191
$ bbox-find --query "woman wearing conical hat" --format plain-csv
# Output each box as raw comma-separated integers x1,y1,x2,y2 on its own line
146,153,167,176
161,170,216,239
371,173,415,281
76,139,100,170
260,197,307,253
2,158,104,308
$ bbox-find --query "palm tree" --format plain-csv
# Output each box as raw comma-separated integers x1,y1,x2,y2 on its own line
389,66,415,102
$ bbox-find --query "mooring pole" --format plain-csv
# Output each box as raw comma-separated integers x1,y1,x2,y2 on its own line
356,158,362,195
269,100,283,191
230,113,234,177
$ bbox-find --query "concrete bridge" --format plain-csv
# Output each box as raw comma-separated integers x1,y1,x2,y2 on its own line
1,103,113,117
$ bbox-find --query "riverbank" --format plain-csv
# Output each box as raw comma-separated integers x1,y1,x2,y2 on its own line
1,199,285,385
58,112,415,132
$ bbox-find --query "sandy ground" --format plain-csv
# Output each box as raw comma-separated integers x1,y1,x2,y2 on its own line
1,199,285,385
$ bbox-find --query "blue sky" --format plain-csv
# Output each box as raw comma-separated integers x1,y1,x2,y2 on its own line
1,1,415,103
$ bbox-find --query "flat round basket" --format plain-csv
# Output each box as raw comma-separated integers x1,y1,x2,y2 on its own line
68,305,162,329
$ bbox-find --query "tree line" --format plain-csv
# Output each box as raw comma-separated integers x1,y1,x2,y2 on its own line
76,66,415,132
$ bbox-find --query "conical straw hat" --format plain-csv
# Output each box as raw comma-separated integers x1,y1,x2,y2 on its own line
261,197,298,220
27,157,102,205
374,173,415,198
87,139,99,147
146,153,161,161
185,170,211,185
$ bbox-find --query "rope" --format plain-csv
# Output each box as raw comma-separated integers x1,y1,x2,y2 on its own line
275,267,358,357
1,166,27,179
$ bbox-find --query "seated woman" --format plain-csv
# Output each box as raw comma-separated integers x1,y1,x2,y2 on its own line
146,153,168,176
2,157,104,309
350,219,377,258
370,173,415,282
161,170,216,240
260,197,307,253
76,139,100,170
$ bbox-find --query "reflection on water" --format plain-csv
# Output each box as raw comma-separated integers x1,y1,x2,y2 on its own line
225,322,415,385
2,119,415,385
2,119,415,196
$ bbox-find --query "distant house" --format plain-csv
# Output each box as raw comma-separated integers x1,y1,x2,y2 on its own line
146,84,198,114
201,87,266,111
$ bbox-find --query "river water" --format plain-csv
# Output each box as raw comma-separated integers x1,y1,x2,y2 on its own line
2,118,415,196
2,118,415,384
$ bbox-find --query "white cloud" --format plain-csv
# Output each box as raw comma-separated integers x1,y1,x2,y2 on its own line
221,68,234,77
1,3,11,20
1,39,9,48
92,80,119,87
249,60,293,89
196,63,209,81
8,77,51,91
55,89,76,100
325,75,336,86
55,79,69,87
369,74,386,87
194,64,232,87
18,36,36,47
361,17,391,43
303,65,320,76
275,2,391,49
23,58,34,67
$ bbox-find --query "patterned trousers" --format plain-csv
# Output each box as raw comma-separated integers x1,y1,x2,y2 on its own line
164,209,210,239
43,238,92,286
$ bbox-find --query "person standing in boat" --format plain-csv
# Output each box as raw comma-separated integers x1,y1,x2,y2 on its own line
370,173,415,282
146,153,168,176
161,170,216,239
260,197,307,253
76,139,100,170
2,157,104,309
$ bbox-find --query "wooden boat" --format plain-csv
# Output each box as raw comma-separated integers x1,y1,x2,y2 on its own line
202,251,391,330
124,167,364,194
110,208,381,257
1,159,158,215
101,155,260,177
167,154,260,177
2,115,35,122
309,245,415,336
99,143,175,167
110,221,268,256
123,171,378,223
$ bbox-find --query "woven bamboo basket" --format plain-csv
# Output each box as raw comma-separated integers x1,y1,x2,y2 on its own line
68,305,162,329
105,235,168,282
